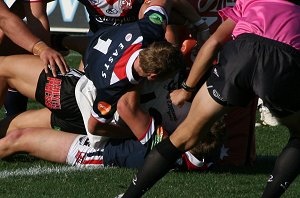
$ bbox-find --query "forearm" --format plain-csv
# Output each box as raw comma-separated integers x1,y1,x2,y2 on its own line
184,38,220,88
24,1,51,44
0,13,40,52
184,19,235,88
172,0,203,25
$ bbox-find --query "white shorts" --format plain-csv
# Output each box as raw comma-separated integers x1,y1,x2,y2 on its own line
66,135,105,168
75,75,110,147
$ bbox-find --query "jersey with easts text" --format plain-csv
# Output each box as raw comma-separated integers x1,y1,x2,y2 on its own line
78,0,144,32
84,6,167,124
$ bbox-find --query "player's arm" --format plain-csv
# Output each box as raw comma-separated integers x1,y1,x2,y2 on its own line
171,0,210,45
171,0,206,27
24,0,51,44
87,96,134,147
170,19,236,107
0,1,68,77
138,0,173,19
0,1,40,53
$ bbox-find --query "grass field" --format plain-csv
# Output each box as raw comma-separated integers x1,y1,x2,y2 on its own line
0,52,299,197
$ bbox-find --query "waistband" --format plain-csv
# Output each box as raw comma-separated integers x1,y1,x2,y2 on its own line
236,33,300,56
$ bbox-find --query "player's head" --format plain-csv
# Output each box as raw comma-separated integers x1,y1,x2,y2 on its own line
190,117,226,159
139,41,184,80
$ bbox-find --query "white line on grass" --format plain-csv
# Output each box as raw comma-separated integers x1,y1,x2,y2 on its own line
0,165,96,178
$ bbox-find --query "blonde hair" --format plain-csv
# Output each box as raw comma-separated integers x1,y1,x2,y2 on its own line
139,41,184,79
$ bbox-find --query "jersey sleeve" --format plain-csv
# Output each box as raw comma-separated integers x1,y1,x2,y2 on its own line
218,0,243,23
91,88,120,124
137,6,168,45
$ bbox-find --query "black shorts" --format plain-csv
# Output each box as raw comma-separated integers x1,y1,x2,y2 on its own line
35,69,86,133
207,33,300,118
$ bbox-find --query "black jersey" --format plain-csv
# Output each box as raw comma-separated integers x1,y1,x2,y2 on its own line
84,6,167,124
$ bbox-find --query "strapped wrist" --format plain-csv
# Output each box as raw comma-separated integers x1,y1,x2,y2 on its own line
181,81,196,92
193,18,206,27
32,40,49,55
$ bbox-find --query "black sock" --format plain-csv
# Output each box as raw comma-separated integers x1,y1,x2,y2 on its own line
122,138,182,198
261,138,300,197
4,91,28,117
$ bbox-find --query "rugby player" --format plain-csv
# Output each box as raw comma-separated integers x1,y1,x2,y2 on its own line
0,0,68,76
0,0,184,149
56,0,209,71
2,0,56,117
120,0,300,197
0,77,224,171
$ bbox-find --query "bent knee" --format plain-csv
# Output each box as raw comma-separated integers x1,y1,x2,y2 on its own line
0,129,28,158
5,129,27,145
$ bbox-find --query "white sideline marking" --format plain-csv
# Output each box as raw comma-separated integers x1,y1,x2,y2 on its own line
0,165,94,178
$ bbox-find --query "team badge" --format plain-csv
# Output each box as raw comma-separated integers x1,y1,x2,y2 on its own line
125,33,132,42
149,13,163,25
97,101,112,115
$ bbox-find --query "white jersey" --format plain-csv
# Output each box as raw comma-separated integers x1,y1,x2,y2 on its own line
138,75,191,133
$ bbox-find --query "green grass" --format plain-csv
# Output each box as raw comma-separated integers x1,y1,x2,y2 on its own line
0,127,299,198
0,52,299,197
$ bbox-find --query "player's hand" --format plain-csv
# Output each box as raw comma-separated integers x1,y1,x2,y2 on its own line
32,41,69,77
170,89,192,108
39,47,69,77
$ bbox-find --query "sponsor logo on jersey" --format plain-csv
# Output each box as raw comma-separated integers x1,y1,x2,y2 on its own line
149,13,163,25
97,101,112,115
106,8,119,14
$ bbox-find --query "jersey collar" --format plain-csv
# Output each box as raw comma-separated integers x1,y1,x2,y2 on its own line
126,49,142,84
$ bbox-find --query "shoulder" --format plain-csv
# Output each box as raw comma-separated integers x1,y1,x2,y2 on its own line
142,5,168,24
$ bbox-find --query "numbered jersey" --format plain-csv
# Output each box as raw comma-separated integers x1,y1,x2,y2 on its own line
84,6,167,124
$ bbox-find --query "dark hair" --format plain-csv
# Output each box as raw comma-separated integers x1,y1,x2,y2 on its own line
189,117,226,159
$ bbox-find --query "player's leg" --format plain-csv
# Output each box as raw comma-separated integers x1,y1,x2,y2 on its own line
0,108,52,138
0,127,78,163
0,54,44,106
4,90,28,117
122,83,230,197
261,111,300,197
10,108,51,132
